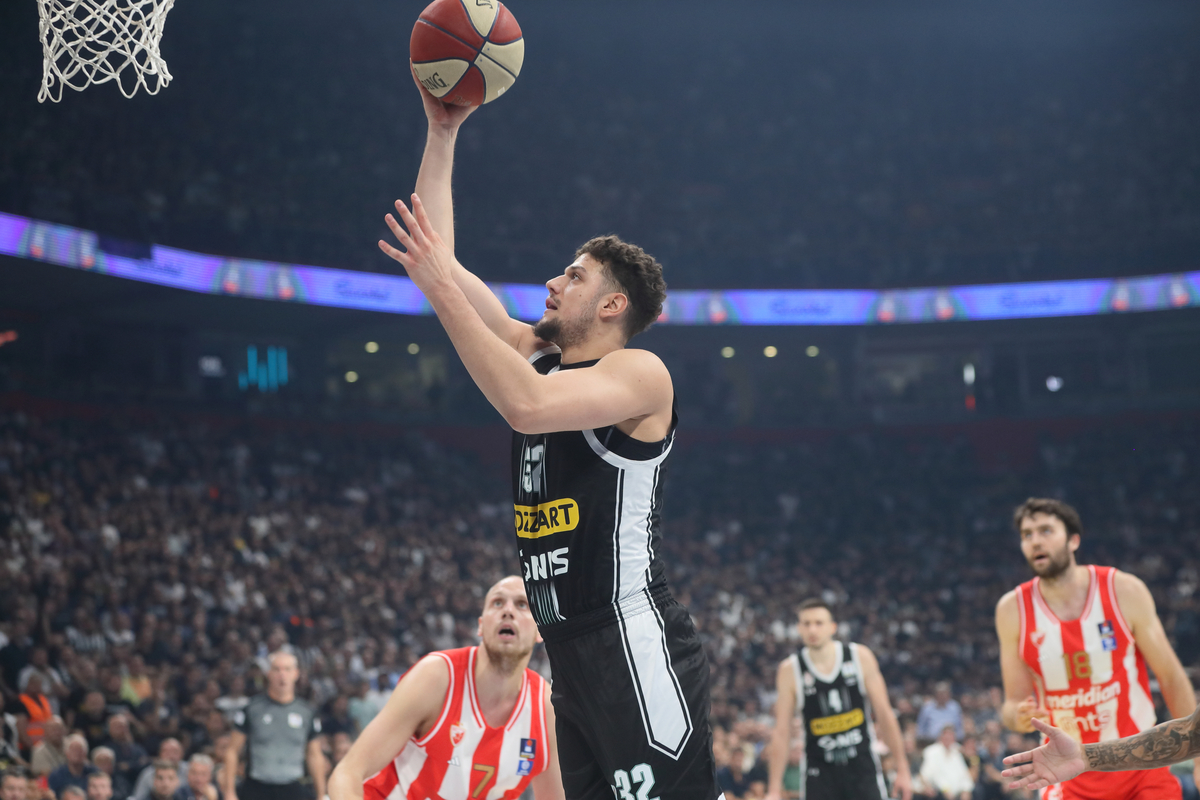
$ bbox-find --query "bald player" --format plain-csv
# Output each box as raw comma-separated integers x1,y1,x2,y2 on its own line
329,576,564,800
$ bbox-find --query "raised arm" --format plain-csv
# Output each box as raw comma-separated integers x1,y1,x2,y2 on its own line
381,197,672,434
328,655,450,800
995,591,1046,733
857,646,911,800
410,71,532,352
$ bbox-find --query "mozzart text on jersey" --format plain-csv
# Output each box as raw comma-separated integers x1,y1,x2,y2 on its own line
514,499,579,538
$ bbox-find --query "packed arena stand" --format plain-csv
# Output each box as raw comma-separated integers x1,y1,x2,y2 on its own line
1,3,1198,291
0,403,1197,799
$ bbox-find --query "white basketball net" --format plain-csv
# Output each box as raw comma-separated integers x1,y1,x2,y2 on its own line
36,0,175,103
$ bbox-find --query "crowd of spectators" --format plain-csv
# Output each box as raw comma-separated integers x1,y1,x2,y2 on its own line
0,403,1197,800
1,2,1198,291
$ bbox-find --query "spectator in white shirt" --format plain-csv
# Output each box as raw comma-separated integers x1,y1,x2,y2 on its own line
918,725,974,800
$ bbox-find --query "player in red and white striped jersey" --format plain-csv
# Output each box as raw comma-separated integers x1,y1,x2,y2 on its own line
328,576,564,800
995,498,1197,800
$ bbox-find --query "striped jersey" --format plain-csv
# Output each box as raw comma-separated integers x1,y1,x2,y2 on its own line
512,348,675,630
363,647,549,800
791,642,887,798
1017,565,1158,798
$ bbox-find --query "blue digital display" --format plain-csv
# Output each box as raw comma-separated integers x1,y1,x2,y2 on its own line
2,210,1196,326
238,345,288,392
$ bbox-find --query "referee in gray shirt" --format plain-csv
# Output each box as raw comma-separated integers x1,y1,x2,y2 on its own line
223,652,326,800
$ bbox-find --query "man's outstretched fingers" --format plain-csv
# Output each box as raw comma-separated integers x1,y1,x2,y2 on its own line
384,213,413,247
378,239,411,267
410,194,437,240
394,201,425,247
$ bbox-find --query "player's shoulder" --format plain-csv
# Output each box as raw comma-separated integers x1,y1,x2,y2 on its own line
404,649,455,690
849,642,878,667
599,348,672,390
1109,566,1148,591
995,589,1022,631
594,347,665,374
1110,567,1154,611
995,587,1021,613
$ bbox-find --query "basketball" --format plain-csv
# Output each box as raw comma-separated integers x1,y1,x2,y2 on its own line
410,0,524,107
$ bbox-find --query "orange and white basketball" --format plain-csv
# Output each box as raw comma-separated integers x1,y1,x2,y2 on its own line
410,0,524,106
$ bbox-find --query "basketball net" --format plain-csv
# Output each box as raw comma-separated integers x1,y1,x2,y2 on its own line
36,0,175,103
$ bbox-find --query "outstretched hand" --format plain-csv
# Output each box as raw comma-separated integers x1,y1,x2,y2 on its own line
379,194,457,294
411,62,477,131
1001,717,1088,791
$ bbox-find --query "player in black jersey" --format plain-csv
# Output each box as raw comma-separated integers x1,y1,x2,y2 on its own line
373,75,721,800
765,599,911,800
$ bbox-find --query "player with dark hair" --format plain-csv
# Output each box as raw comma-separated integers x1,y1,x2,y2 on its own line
994,498,1197,799
764,599,911,800
372,75,720,800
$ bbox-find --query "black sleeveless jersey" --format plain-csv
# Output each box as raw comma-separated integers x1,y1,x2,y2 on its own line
511,347,676,633
791,642,883,779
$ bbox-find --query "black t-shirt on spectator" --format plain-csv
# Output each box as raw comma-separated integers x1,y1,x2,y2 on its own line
108,740,150,785
75,708,110,750
0,639,31,691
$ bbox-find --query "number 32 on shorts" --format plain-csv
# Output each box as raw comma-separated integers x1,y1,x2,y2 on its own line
612,764,658,800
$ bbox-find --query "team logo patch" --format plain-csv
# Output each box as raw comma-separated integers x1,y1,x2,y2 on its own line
1031,630,1047,648
262,714,272,724
450,723,466,747
1098,620,1118,652
520,738,536,758
516,759,533,776
288,713,303,729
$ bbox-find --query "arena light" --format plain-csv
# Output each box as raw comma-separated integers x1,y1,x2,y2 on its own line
1046,376,1064,392
806,345,819,357
721,347,735,358
763,346,778,358
963,363,976,386
198,356,224,377
345,371,359,383
365,341,379,353
407,343,420,355
0,330,18,347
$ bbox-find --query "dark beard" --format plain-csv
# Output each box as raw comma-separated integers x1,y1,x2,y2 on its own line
1029,547,1072,579
532,315,589,350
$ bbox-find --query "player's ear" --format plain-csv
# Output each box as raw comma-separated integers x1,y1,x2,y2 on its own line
1068,533,1081,554
477,617,483,640
598,291,628,322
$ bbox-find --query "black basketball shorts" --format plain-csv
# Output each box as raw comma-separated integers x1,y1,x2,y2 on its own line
803,763,889,800
540,592,722,800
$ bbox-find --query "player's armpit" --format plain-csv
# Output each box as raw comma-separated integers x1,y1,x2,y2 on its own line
507,348,672,435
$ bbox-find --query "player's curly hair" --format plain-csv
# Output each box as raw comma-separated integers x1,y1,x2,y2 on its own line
1012,497,1084,538
575,235,666,340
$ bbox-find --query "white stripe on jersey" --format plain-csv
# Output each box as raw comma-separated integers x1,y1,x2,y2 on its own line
616,598,693,759
581,427,672,604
